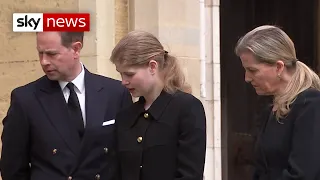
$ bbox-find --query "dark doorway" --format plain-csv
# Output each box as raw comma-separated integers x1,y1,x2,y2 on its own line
220,0,318,180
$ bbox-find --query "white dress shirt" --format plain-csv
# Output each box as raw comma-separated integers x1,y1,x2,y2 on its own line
59,63,86,126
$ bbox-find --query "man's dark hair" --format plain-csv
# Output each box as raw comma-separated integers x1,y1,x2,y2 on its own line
59,32,84,47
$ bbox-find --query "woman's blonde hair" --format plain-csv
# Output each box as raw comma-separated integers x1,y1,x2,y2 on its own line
235,25,320,119
110,30,191,94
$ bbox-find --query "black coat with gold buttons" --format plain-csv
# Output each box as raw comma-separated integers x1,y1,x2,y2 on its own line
115,90,207,180
0,69,133,180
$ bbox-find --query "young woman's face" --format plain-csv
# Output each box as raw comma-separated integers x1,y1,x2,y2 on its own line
116,64,156,97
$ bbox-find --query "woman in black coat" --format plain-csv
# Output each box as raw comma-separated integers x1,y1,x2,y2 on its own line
235,25,320,180
109,30,206,180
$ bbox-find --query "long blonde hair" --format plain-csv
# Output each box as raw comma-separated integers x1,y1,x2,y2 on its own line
110,30,191,94
235,25,320,119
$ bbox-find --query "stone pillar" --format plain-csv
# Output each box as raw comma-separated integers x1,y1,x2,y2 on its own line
128,0,159,36
79,0,121,80
115,0,129,44
203,0,222,179
157,0,201,98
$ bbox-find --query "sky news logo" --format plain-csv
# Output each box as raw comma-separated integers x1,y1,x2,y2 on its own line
13,13,90,32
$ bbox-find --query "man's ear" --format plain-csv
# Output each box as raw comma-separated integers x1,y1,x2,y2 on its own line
148,60,158,75
71,42,82,58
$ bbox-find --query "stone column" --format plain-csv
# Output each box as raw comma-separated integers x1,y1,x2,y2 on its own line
203,0,222,179
115,0,129,44
79,0,121,79
128,0,159,36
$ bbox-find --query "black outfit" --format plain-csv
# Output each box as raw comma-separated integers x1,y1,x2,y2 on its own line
116,90,206,180
0,68,132,180
253,88,320,180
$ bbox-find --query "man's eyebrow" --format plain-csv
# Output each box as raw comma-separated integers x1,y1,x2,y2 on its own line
37,49,58,53
44,49,58,52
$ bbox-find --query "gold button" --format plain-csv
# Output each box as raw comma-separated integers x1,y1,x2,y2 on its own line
68,176,72,180
104,147,108,154
95,174,101,180
143,113,149,118
137,136,143,143
53,149,57,154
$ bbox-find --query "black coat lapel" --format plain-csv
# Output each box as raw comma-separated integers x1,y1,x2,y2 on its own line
35,76,81,155
82,69,107,132
74,70,108,166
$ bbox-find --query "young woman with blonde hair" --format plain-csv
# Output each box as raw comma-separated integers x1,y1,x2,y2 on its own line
110,30,206,180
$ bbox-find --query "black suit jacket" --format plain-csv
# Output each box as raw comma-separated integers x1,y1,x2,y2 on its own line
116,90,206,180
253,88,320,180
0,68,132,180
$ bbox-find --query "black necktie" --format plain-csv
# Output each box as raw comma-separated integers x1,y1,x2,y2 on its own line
66,82,84,138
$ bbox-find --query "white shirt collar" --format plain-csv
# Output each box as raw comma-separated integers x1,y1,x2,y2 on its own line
59,62,85,94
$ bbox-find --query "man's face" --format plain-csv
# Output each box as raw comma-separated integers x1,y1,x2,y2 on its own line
36,32,80,81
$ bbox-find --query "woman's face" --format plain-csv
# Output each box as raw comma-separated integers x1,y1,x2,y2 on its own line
240,52,283,95
115,63,156,97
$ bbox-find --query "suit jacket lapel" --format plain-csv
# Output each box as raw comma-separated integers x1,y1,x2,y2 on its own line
35,76,81,155
83,69,106,131
74,69,108,167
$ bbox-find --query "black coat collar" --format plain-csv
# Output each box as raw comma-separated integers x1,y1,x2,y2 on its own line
126,90,176,127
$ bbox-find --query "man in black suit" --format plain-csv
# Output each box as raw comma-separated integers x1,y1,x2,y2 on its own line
0,32,132,180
